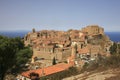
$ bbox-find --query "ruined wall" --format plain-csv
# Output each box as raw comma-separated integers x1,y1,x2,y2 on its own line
62,49,72,60
82,25,104,35
33,48,71,61
33,49,52,59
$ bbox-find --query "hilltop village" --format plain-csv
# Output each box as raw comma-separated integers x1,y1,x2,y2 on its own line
20,25,113,79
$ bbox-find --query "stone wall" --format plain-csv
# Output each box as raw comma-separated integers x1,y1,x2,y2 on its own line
82,25,104,35
33,48,71,61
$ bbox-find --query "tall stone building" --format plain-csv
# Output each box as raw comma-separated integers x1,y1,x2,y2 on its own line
81,25,104,35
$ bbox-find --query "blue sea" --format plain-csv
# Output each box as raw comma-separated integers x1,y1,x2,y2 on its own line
105,32,120,42
0,31,120,42
0,31,29,38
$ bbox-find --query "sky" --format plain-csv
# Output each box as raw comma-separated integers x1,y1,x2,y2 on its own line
0,0,120,32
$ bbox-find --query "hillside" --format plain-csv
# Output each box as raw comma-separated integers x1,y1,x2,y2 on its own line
63,68,120,80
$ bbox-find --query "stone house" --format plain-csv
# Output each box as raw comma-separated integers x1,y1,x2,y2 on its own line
77,47,90,60
24,25,112,67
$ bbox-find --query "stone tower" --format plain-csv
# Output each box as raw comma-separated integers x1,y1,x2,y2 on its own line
81,25,104,35
32,28,36,33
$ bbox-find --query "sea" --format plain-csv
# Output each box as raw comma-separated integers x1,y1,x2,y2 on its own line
0,31,120,42
105,32,120,42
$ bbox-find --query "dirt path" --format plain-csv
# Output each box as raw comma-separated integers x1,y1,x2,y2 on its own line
63,68,120,80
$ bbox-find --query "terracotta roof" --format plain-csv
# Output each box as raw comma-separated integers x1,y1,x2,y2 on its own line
21,63,72,78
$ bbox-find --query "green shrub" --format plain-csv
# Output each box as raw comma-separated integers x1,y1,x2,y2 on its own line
104,54,120,68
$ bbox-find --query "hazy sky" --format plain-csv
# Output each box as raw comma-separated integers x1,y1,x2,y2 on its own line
0,0,120,32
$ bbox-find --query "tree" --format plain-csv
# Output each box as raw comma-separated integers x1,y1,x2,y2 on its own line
0,36,16,80
13,37,24,50
0,35,32,80
109,42,117,55
118,44,120,54
52,57,56,65
15,47,32,66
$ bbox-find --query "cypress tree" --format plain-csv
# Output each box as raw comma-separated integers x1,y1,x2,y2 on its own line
52,57,56,65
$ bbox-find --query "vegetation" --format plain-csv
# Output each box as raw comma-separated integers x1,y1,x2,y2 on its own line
82,42,120,72
109,42,117,54
15,47,32,66
52,57,56,65
80,56,120,75
110,42,120,55
105,54,120,67
0,35,32,80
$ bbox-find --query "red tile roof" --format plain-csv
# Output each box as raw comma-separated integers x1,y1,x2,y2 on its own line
21,63,72,78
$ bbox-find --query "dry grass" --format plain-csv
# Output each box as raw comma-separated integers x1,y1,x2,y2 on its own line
105,75,120,80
